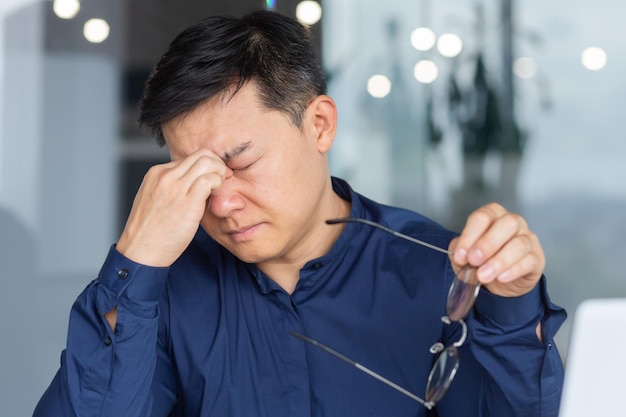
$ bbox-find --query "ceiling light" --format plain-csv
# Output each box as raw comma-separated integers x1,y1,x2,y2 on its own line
53,0,80,20
83,18,110,44
296,1,322,25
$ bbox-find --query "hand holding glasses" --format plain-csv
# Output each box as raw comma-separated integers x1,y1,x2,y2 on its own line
290,217,481,410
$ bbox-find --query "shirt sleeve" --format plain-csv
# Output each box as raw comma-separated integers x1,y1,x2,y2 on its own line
33,246,174,417
463,276,567,417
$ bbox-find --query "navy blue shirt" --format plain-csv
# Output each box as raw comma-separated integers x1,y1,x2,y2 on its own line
35,178,566,417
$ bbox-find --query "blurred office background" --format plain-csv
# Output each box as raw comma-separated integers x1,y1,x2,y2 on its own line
0,0,623,415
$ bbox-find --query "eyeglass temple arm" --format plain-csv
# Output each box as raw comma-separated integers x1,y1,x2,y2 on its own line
289,330,433,409
326,218,451,256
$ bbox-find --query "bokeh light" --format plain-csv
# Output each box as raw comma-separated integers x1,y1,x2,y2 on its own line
436,33,463,58
413,60,439,84
410,27,436,51
513,57,538,79
83,18,110,44
296,1,322,25
53,0,80,20
581,47,607,71
367,75,392,98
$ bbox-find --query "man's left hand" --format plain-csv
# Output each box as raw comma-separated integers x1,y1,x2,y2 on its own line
448,202,545,297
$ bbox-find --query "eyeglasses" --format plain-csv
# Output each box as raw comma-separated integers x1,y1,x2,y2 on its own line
290,217,481,410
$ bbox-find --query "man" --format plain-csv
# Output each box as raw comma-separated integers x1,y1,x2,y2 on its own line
34,9,566,417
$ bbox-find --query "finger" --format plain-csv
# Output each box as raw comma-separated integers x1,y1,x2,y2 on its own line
179,154,229,193
148,151,228,200
172,148,227,181
447,237,466,270
467,211,528,267
474,232,536,283
496,249,543,283
452,203,508,264
139,149,221,192
448,236,460,261
188,170,232,202
484,252,544,297
152,147,218,175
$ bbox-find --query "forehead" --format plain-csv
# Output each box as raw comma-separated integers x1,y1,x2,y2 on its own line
161,83,266,157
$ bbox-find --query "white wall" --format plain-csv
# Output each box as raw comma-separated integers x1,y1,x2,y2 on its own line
0,0,38,194
0,2,120,415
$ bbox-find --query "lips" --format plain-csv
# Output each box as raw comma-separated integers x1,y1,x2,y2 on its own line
225,223,261,241
226,224,255,234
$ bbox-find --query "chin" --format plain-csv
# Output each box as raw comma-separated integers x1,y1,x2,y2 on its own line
227,245,274,265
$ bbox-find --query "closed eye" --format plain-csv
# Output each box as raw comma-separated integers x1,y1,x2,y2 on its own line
232,162,254,172
230,156,261,173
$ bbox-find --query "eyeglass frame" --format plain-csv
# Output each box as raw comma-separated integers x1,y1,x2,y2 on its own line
290,217,482,410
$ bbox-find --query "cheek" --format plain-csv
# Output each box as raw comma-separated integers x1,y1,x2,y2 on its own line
243,140,324,209
199,213,217,235
245,171,302,218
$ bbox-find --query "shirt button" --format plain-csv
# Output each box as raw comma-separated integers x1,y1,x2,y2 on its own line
104,336,112,346
117,268,129,279
312,262,322,270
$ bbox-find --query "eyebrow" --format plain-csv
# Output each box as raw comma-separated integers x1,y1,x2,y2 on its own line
222,141,252,161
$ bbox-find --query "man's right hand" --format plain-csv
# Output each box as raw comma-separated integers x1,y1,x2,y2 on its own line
116,148,231,267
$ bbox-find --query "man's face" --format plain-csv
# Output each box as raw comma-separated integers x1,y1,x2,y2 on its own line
162,82,336,269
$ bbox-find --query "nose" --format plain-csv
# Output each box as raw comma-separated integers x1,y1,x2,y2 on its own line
207,176,245,218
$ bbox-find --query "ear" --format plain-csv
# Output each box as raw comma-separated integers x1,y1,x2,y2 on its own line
308,95,337,154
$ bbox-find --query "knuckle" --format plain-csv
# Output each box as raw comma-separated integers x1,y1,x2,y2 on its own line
501,212,521,230
153,168,174,189
468,207,492,225
518,234,533,252
143,166,174,192
197,155,227,175
514,231,539,255
512,212,528,229
523,252,541,273
195,172,224,193
485,202,505,212
473,202,505,222
194,173,217,188
144,164,164,180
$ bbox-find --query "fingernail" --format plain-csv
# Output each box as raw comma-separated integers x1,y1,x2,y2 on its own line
478,265,495,281
497,270,512,282
469,249,484,264
454,248,467,263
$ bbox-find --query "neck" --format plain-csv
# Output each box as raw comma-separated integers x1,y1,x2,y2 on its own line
258,190,351,294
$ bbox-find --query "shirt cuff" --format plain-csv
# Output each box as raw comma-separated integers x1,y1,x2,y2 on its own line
97,245,170,302
473,277,544,327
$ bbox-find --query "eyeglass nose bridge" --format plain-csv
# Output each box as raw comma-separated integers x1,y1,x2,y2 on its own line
429,318,468,355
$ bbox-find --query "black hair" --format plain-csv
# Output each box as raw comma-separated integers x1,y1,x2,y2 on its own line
138,10,327,147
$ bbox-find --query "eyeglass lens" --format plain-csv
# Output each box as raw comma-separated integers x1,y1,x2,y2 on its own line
426,347,459,404
446,265,481,322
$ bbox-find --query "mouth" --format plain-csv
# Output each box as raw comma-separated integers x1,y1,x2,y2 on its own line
225,223,262,242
